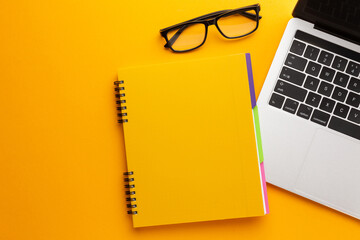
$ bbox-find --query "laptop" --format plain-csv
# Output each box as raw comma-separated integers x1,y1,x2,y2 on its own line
258,0,360,219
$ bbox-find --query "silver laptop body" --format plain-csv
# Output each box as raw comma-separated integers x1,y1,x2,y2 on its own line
258,0,360,219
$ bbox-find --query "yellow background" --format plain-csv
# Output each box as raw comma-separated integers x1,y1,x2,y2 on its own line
0,0,359,239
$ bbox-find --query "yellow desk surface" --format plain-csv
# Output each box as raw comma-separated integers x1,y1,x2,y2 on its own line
0,0,359,239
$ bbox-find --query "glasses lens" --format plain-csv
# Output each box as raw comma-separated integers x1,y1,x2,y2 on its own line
217,10,258,38
166,23,206,51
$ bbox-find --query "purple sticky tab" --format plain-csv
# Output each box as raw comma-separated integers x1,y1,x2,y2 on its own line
245,53,256,109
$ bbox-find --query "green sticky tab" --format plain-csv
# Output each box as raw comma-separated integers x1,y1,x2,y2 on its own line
253,106,264,163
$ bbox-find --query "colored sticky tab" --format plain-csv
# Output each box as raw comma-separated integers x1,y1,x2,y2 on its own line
246,53,257,109
246,54,268,214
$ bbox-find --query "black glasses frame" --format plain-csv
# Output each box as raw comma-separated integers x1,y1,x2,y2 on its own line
160,4,262,53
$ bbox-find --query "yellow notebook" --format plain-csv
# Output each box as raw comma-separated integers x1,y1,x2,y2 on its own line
116,54,268,227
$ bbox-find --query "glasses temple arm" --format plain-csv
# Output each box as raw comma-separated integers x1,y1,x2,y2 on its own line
160,10,229,32
236,10,262,21
183,10,229,22
164,25,188,48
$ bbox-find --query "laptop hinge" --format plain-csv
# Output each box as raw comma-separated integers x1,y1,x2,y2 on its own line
313,22,360,45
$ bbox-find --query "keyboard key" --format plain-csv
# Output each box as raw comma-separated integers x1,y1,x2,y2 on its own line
319,97,335,113
303,45,320,61
348,108,360,124
290,40,306,56
332,86,348,102
305,61,321,77
329,116,360,141
333,102,350,118
305,92,322,107
346,61,360,76
295,31,360,65
283,98,299,114
333,72,350,87
285,53,308,71
331,56,348,71
319,67,335,82
318,81,334,97
274,80,308,102
279,66,305,86
304,76,320,91
345,92,360,108
311,109,330,126
269,93,285,109
318,51,334,66
297,104,313,120
348,77,360,93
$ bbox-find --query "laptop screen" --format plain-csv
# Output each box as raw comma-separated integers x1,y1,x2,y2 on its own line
293,0,360,44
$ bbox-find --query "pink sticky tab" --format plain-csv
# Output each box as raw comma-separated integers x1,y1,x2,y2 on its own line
261,162,269,214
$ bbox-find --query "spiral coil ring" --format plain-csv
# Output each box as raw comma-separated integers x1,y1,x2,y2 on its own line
124,171,137,215
124,177,134,182
114,80,128,123
127,210,138,215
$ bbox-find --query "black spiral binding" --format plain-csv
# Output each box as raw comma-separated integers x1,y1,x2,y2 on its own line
114,80,128,123
124,171,137,215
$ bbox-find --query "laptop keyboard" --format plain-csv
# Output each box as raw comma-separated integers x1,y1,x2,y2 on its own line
269,30,360,141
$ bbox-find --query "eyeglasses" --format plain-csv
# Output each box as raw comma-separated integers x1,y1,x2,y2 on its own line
160,4,262,53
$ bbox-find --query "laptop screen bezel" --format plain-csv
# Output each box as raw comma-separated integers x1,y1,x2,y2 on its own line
292,0,360,44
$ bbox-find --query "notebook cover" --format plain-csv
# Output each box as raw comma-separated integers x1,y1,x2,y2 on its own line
117,54,268,227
